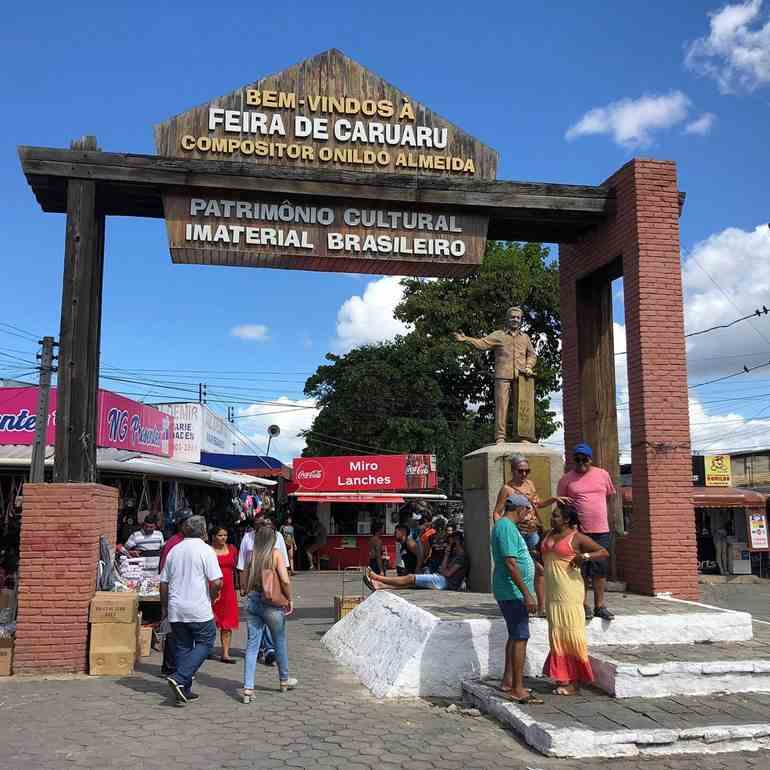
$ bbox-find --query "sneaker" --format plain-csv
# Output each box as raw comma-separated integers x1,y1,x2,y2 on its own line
584,606,593,622
594,606,615,621
279,677,298,692
185,692,199,703
166,676,188,705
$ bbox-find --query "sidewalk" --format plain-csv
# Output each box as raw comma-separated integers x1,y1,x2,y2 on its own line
0,572,768,770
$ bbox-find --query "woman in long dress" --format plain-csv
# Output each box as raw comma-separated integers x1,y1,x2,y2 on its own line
541,505,609,695
211,526,240,663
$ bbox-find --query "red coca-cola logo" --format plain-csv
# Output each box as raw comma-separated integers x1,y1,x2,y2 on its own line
296,459,325,490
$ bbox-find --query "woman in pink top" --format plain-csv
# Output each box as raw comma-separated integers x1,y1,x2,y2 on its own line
556,443,617,622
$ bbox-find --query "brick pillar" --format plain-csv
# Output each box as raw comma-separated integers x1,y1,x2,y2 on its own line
560,159,698,600
14,483,118,674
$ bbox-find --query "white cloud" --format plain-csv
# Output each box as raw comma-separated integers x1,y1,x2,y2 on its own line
237,397,319,462
684,112,717,135
332,275,411,353
230,324,270,342
565,91,691,148
682,223,770,380
685,0,770,93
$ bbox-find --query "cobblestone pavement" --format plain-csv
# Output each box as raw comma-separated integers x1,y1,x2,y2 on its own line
700,581,770,623
593,621,770,664
0,573,768,770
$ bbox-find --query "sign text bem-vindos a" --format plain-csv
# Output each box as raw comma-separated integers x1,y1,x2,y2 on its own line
155,49,497,277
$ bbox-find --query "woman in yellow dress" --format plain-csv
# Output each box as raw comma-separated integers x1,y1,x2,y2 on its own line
541,504,609,695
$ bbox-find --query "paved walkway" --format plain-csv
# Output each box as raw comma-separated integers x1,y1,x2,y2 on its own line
0,573,768,770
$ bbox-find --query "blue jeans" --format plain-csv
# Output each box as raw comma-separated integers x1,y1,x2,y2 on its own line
171,620,216,693
244,592,289,687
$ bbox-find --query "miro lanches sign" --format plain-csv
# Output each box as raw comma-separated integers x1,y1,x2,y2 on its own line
155,49,496,277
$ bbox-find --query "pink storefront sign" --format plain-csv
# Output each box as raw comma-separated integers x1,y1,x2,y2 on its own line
98,391,173,457
0,387,174,457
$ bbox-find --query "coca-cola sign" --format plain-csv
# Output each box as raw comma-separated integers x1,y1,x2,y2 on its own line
293,454,437,492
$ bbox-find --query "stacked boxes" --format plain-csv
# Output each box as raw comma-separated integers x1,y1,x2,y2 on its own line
89,592,138,676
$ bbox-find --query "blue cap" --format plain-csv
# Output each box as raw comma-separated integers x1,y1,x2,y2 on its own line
505,493,531,510
573,442,593,458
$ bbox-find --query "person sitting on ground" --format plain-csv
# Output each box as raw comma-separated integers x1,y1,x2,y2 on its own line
394,523,423,575
418,512,436,567
541,503,608,696
125,512,165,578
368,523,385,575
427,516,448,573
365,532,468,592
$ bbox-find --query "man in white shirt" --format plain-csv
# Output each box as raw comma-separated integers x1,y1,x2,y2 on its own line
160,515,222,706
125,513,165,578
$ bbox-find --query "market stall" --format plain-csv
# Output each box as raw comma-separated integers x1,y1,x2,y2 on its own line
290,454,446,570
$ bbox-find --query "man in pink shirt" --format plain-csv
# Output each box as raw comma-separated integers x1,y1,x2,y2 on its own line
556,443,617,621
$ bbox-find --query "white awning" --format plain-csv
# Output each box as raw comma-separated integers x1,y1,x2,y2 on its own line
0,445,275,487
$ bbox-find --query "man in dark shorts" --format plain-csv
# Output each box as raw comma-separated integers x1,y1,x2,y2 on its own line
557,442,617,621
491,494,541,704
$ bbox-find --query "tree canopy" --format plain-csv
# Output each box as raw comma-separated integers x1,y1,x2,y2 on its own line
302,242,561,494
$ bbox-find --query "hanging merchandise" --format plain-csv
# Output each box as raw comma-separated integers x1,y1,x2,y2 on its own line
136,477,151,522
151,480,162,515
124,478,138,509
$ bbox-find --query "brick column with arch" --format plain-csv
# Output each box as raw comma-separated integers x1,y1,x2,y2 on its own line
559,159,698,600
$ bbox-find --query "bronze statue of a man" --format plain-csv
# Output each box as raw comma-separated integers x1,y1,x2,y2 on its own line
453,306,537,444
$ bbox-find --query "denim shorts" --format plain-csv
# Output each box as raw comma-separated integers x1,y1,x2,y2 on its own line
414,573,448,590
581,532,610,579
497,598,530,640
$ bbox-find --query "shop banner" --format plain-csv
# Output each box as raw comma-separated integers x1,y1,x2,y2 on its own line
0,387,174,457
293,453,437,492
98,391,173,457
155,402,232,462
705,454,732,487
0,388,57,445
748,512,769,551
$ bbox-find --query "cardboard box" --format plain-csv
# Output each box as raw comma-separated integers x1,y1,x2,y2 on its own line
89,649,134,677
89,621,137,676
0,637,13,677
136,625,152,658
89,592,138,624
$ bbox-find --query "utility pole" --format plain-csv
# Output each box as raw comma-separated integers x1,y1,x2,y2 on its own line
198,383,207,405
30,336,58,483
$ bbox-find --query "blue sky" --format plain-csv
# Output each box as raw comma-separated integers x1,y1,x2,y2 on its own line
2,0,770,461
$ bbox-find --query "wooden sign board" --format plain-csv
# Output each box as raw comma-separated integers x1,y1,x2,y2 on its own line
155,49,498,180
162,192,488,276
156,50,495,275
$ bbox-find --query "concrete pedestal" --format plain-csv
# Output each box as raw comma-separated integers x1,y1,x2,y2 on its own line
463,442,563,592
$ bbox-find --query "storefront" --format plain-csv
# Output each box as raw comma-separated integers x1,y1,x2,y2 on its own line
622,485,769,578
289,453,444,569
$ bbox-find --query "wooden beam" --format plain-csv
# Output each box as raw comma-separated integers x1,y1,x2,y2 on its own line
18,147,613,237
54,137,104,483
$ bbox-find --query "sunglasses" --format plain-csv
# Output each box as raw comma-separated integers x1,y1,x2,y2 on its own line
573,454,590,463
515,468,531,475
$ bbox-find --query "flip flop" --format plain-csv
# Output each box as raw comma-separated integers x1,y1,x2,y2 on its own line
507,693,545,705
554,686,578,696
362,570,375,592
221,656,237,664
